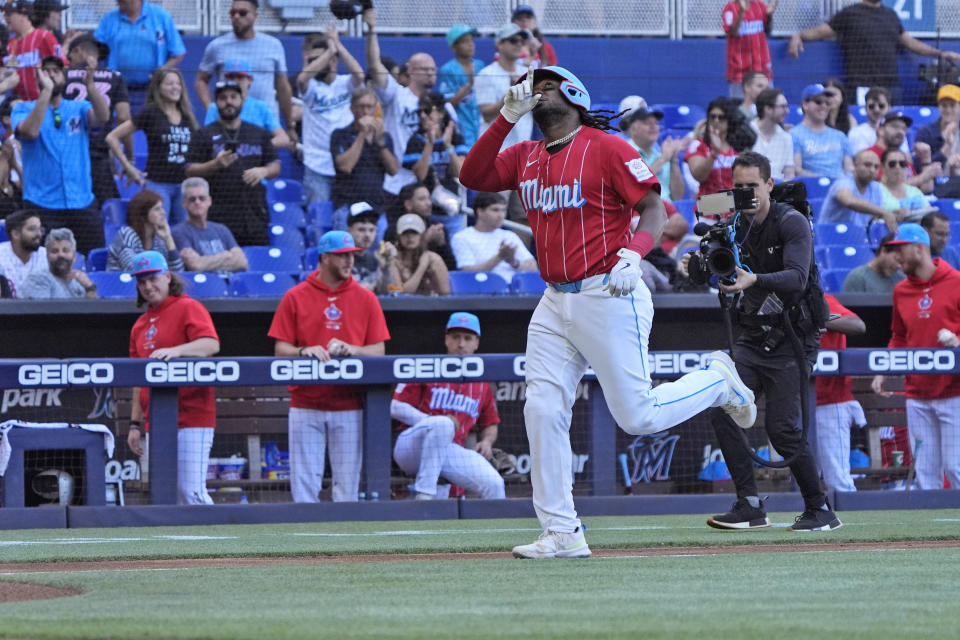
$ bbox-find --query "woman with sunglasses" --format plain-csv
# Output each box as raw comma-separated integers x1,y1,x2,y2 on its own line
823,78,856,134
107,189,184,272
879,148,935,217
685,97,755,207
126,250,219,506
106,69,198,225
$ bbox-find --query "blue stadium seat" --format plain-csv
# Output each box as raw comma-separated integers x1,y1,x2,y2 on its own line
242,246,302,272
269,201,307,228
114,176,144,200
893,105,939,128
784,105,805,127
268,224,305,249
935,198,960,215
814,222,868,246
87,247,109,271
824,245,873,271
103,223,123,245
951,222,960,247
228,271,296,297
671,199,697,228
448,271,510,295
814,245,828,268
73,252,85,272
868,221,889,250
808,197,824,222
183,272,229,298
306,201,334,231
265,178,304,206
509,271,546,294
820,269,849,293
795,175,833,201
0,219,7,242
647,104,705,130
87,271,137,298
304,246,319,271
100,199,128,225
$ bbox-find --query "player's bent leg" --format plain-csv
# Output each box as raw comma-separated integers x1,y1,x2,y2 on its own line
440,444,506,499
406,416,456,498
327,410,363,502
705,351,757,429
176,427,214,505
288,407,327,503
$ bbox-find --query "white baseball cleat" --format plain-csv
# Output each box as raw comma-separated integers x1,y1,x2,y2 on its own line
707,350,757,429
512,527,591,559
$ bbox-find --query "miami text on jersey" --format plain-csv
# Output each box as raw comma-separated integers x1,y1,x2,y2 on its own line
518,178,587,212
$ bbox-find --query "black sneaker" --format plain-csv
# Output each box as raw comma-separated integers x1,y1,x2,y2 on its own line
707,497,771,530
788,505,843,531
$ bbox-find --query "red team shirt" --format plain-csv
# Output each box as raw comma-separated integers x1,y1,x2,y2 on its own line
889,259,960,400
4,29,65,101
129,295,219,429
268,274,390,411
816,294,857,406
722,0,772,83
460,117,659,284
686,138,738,201
393,381,500,446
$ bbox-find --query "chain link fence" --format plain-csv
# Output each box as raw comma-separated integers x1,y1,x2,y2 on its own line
67,0,204,34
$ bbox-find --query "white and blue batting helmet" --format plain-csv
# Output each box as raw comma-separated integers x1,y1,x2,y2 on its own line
518,66,591,111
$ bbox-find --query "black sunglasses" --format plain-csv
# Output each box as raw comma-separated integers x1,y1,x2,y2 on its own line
229,8,251,17
886,159,908,168
708,113,727,121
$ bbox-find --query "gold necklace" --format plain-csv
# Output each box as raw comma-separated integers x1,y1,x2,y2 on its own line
545,125,582,149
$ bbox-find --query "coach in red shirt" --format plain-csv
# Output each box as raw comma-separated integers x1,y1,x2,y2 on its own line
268,230,390,503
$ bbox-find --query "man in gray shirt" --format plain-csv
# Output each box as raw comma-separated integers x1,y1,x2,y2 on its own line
172,177,249,272
819,149,898,232
195,0,293,135
842,231,906,293
21,228,98,299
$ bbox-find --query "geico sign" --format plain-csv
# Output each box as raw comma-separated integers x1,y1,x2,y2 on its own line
869,350,955,372
270,358,363,381
18,363,114,386
648,352,709,375
145,360,240,383
394,356,483,379
813,350,839,373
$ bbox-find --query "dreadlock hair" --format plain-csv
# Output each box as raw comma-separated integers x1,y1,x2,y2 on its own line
579,106,628,132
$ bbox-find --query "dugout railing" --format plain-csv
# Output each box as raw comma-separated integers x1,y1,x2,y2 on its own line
1,348,960,509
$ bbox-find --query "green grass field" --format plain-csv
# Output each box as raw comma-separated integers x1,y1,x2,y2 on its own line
2,510,959,639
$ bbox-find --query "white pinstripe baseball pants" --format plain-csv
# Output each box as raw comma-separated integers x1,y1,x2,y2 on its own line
288,407,362,502
814,400,867,493
906,396,960,490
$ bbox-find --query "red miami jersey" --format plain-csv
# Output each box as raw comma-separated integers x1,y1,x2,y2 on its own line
816,294,857,406
889,259,960,399
4,29,65,101
129,295,219,429
393,381,499,446
459,117,659,284
722,0,772,83
268,273,390,411
685,138,737,201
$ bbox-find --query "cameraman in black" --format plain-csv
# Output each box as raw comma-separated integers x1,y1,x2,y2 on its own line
688,151,842,532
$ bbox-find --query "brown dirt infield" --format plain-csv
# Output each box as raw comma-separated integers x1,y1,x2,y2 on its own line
1,538,959,598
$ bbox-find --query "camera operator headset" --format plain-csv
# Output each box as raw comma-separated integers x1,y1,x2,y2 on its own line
685,151,841,531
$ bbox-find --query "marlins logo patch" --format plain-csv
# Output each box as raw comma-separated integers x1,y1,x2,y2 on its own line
625,158,653,182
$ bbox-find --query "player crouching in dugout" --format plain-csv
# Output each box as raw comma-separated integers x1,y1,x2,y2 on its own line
391,312,505,500
685,151,842,532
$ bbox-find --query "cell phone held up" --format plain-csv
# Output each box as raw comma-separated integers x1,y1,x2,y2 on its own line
696,187,757,217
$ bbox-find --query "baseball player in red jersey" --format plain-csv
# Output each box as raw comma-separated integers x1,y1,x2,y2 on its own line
126,251,220,505
392,312,505,500
268,231,390,502
872,223,960,490
3,1,65,101
816,294,867,493
460,67,757,558
722,0,775,91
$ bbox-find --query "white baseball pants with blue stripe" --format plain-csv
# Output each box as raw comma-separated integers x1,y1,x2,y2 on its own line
393,415,505,499
524,276,728,533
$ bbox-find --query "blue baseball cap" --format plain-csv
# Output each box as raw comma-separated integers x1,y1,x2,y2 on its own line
800,83,829,102
224,58,252,78
446,312,481,336
446,24,478,47
886,223,930,246
517,66,591,111
512,4,535,19
131,251,168,277
316,230,363,254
